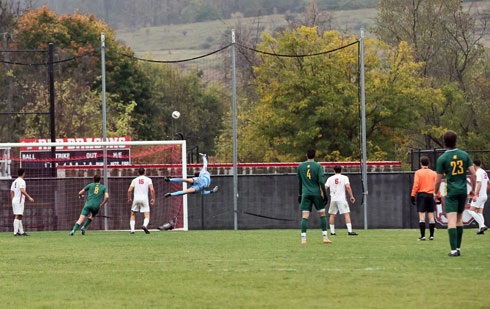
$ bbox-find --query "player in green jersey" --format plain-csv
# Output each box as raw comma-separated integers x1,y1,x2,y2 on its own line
297,149,330,244
70,175,109,236
434,130,476,257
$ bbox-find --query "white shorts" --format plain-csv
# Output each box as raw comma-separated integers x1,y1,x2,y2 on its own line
470,196,487,209
328,200,350,215
12,202,25,215
131,197,150,213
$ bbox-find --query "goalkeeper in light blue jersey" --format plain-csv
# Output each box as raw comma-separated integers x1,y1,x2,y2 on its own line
164,153,218,197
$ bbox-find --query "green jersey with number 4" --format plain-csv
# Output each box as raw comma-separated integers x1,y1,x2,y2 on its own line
297,161,326,196
83,182,107,208
436,148,473,197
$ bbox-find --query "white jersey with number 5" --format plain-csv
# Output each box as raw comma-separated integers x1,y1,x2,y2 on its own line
476,168,488,198
131,176,153,199
11,177,26,205
326,174,350,202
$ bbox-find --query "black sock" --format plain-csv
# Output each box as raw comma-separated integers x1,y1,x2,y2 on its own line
419,221,426,238
429,222,435,237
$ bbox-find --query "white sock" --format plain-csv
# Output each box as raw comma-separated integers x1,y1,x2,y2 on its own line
468,210,484,228
143,218,149,227
479,213,485,226
329,224,335,234
18,220,24,234
130,220,135,232
322,230,328,238
13,219,19,235
301,232,306,241
346,223,352,233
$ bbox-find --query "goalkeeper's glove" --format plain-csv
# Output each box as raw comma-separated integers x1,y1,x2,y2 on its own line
298,195,302,204
410,196,416,205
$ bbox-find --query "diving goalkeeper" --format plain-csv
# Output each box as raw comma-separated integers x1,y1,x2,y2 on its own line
164,153,218,197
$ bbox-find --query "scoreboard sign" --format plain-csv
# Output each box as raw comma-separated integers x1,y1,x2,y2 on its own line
20,137,131,168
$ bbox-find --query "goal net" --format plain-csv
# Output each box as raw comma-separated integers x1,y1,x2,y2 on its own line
0,139,188,232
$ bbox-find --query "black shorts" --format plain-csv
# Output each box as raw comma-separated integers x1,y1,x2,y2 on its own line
416,192,435,213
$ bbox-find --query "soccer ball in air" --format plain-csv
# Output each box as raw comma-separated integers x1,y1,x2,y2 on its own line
172,111,181,119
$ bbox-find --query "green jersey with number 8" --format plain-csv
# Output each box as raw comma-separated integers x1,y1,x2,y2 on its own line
83,182,107,208
436,148,473,197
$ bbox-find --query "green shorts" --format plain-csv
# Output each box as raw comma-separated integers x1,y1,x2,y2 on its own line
444,195,467,213
81,204,100,217
300,195,325,212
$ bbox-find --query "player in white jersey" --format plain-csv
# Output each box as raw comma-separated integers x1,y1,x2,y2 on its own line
10,168,34,236
468,159,488,234
128,168,155,234
325,165,357,236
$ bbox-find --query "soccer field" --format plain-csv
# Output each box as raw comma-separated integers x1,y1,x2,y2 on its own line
1,229,488,308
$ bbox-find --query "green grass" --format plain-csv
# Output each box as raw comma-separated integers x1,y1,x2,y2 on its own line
1,229,489,308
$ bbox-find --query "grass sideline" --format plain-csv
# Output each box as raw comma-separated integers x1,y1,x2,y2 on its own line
1,229,489,308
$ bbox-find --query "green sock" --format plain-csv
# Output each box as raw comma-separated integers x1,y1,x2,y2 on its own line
448,228,458,250
456,226,463,248
320,216,327,232
83,219,92,229
72,223,80,233
301,218,308,233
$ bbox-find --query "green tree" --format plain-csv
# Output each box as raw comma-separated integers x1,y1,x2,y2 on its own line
373,0,490,149
140,62,226,155
217,26,443,162
13,6,155,139
21,79,135,138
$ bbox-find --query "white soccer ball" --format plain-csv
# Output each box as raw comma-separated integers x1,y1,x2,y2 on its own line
172,111,181,119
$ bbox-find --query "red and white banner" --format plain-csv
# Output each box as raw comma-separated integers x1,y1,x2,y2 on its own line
20,137,131,151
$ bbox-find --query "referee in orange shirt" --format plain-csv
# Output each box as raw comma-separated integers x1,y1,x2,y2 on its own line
411,156,438,241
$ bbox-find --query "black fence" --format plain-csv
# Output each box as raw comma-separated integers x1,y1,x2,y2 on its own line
410,149,490,171
1,172,488,232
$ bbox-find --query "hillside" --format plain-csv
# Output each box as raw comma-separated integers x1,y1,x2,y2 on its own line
116,1,490,60
116,8,377,60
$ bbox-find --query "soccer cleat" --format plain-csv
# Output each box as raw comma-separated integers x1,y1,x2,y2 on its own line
418,236,426,241
20,233,29,236
14,233,21,237
482,226,488,232
429,236,434,240
69,231,74,236
81,227,85,235
457,249,461,256
476,228,485,235
130,231,135,234
211,186,219,193
448,252,459,257
165,193,171,198
164,176,170,183
142,226,150,234
323,238,332,244
348,232,358,236
330,232,336,236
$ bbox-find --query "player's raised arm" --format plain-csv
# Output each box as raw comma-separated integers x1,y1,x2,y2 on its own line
149,183,155,206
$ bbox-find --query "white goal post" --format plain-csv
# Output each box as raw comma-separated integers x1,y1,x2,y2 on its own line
0,140,188,232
